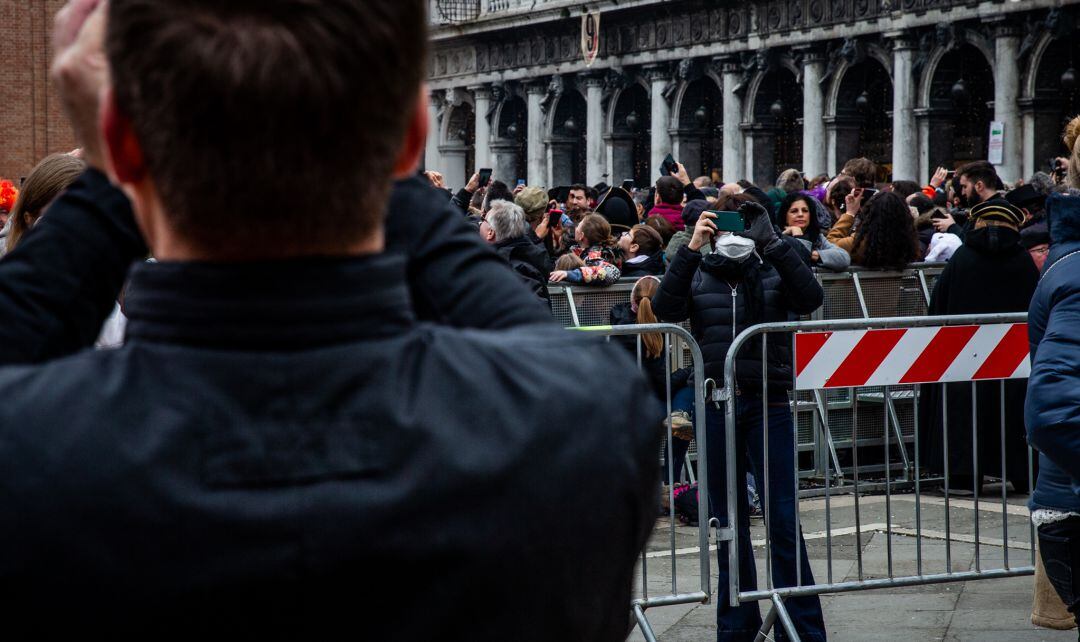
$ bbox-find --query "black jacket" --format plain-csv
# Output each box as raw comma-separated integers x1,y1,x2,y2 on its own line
621,252,666,278
494,235,552,304
919,225,1039,491
610,302,667,398
652,241,823,389
0,171,660,637
387,175,552,326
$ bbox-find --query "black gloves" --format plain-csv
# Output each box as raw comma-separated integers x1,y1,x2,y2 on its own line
738,201,778,251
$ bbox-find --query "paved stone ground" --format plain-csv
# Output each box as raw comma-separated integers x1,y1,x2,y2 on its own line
628,485,1078,641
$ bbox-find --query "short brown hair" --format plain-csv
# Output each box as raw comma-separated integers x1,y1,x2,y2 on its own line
106,0,427,255
8,153,86,251
643,215,674,246
655,176,683,205
841,157,878,188
628,224,662,256
956,161,1000,191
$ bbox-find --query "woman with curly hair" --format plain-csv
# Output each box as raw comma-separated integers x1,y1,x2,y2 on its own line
846,190,922,269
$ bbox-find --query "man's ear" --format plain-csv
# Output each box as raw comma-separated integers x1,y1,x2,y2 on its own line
392,86,429,179
101,87,146,184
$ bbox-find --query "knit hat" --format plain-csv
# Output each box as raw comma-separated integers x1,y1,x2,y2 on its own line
515,187,549,224
1020,222,1050,250
969,197,1025,227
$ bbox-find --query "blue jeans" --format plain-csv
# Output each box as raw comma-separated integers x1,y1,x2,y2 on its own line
706,395,826,641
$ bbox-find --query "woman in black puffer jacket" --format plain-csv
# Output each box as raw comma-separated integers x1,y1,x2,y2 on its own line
652,201,826,642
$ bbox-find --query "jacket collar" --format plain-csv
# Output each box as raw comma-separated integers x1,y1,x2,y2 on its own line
124,252,415,351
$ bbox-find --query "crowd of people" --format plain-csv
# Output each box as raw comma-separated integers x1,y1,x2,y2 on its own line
6,0,1080,640
415,117,1080,640
424,152,1064,305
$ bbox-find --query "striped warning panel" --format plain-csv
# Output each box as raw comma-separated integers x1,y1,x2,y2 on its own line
794,323,1030,390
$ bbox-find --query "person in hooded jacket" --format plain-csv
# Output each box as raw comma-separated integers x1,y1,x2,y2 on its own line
920,199,1039,495
652,201,826,641
480,199,551,306
776,192,850,272
619,224,666,278
1027,192,1080,627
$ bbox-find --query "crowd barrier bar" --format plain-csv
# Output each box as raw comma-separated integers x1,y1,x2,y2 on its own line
571,323,712,642
719,313,1034,642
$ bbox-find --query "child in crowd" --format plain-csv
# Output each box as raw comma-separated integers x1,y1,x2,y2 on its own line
549,214,622,286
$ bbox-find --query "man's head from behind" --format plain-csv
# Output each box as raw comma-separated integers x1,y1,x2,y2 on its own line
840,157,878,188
103,0,428,260
655,176,682,206
482,200,529,244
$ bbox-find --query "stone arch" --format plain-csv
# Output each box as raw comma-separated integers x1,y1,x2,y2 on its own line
1026,32,1080,175
825,48,894,119
439,91,476,147
491,92,527,184
672,75,724,179
608,80,651,186
917,33,994,110
1023,31,1056,100
548,87,588,185
921,42,996,171
826,54,894,170
745,60,803,185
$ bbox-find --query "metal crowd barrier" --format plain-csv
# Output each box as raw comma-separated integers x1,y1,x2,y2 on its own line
550,264,948,483
571,323,712,642
717,313,1034,642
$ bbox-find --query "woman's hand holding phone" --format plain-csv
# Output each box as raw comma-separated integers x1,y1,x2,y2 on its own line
845,188,862,218
688,211,717,252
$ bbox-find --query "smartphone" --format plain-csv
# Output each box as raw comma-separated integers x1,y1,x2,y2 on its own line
661,154,678,178
516,179,527,188
861,188,879,203
478,168,492,189
622,179,635,192
705,210,745,233
547,208,564,228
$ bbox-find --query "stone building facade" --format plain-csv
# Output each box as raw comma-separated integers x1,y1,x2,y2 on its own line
425,0,1080,191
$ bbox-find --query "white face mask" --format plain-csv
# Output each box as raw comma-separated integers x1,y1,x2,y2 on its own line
713,233,756,261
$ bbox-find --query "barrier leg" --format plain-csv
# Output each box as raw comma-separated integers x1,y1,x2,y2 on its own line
753,600,780,642
632,603,658,642
755,593,802,642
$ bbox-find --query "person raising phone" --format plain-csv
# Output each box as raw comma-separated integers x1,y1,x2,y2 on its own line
652,201,826,641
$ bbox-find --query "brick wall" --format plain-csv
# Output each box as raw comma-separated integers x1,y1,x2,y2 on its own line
0,0,76,183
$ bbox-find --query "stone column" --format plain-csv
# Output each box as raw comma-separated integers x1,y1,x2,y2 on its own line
1021,100,1036,181
583,74,607,186
825,115,863,178
719,57,746,183
888,32,919,182
526,81,548,187
992,21,1023,184
470,85,492,172
425,92,444,173
798,46,828,179
439,147,468,193
645,64,673,179
490,142,519,187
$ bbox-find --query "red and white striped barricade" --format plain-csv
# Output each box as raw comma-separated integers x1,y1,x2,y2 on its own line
794,322,1030,390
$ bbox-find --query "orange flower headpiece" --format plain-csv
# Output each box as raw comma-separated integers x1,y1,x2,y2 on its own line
0,180,18,214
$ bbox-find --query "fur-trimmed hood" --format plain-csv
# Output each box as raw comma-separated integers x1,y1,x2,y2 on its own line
1046,192,1080,245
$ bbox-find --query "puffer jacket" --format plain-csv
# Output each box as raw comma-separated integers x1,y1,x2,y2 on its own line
1027,193,1080,513
651,240,824,389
